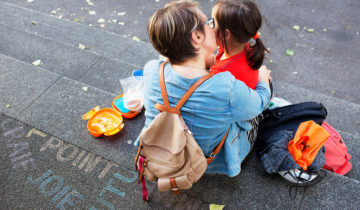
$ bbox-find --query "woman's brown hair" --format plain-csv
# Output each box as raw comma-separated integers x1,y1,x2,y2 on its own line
148,0,205,64
215,0,269,70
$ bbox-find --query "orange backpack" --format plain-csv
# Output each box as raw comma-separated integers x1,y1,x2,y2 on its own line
288,120,330,170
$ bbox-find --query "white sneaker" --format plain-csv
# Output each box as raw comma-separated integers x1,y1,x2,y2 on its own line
278,169,317,184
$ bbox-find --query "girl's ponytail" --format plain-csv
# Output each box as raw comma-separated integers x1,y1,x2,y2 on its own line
215,0,269,70
247,37,269,70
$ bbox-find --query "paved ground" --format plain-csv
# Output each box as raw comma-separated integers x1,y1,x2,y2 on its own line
0,0,359,209
3,0,360,104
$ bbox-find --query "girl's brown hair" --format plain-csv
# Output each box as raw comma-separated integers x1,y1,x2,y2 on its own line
148,0,205,64
215,0,269,70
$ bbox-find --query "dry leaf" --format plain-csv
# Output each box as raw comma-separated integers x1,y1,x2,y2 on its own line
78,43,86,49
32,59,42,66
293,25,300,31
97,18,105,23
86,0,94,6
132,36,140,41
307,28,314,33
286,49,294,56
50,8,60,15
210,204,225,210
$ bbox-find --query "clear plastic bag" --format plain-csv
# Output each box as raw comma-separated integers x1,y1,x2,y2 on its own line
119,76,144,113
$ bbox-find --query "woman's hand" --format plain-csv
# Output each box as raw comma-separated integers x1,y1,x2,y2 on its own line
258,65,272,87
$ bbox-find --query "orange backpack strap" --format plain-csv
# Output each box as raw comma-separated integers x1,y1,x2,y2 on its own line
158,61,170,107
155,61,213,114
154,61,181,114
175,74,213,110
207,128,230,164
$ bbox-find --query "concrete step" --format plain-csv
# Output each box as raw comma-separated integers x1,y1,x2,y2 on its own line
1,1,359,105
0,23,145,94
2,113,359,209
0,1,159,68
0,53,143,173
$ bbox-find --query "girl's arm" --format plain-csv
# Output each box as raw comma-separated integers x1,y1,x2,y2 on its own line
230,80,271,120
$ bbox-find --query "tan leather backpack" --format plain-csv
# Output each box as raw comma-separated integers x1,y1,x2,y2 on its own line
135,62,229,201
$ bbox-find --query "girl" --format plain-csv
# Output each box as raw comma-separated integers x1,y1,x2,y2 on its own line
208,0,269,90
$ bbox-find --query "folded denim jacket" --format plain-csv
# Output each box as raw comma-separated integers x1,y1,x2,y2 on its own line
256,130,325,174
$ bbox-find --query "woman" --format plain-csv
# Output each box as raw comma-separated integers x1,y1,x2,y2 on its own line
135,0,272,177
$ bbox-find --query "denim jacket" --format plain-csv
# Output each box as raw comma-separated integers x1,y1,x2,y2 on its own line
135,60,271,177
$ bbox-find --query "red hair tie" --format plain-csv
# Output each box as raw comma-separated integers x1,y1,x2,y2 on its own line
253,33,260,40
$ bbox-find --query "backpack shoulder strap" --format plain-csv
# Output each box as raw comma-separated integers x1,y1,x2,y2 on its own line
175,74,213,110
155,61,213,114
155,61,181,114
207,129,229,164
158,61,170,108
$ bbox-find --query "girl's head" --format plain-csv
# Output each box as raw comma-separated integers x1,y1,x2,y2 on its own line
212,0,268,70
148,0,217,65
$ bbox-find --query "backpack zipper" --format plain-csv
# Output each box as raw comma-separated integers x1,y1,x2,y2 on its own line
184,125,193,136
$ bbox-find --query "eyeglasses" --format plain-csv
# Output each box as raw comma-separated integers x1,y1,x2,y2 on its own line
190,18,216,33
203,18,215,29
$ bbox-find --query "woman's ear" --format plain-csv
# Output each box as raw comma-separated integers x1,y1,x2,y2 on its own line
191,30,204,48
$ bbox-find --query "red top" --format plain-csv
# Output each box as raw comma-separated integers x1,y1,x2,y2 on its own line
210,46,258,90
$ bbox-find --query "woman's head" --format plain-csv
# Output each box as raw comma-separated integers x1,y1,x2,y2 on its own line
212,0,268,70
148,0,216,64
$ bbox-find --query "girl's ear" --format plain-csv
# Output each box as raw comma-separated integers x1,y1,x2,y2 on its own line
191,30,205,48
225,29,231,41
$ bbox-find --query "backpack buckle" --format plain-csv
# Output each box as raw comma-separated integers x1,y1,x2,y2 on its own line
208,152,215,158
170,177,181,194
